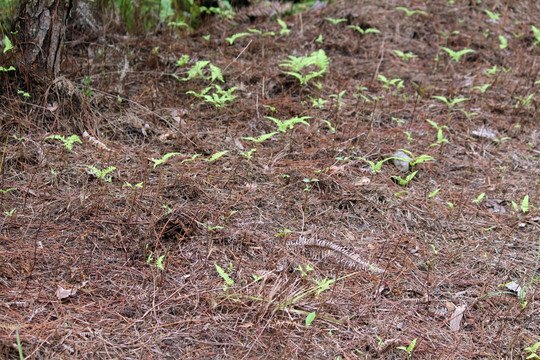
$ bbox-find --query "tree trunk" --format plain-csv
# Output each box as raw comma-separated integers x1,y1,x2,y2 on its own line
13,0,73,81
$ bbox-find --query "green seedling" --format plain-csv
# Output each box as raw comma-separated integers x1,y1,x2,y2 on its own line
395,7,428,16
274,227,292,238
266,116,311,133
378,75,404,90
511,194,529,213
87,165,116,182
313,277,335,295
325,17,347,25
82,76,94,97
305,311,316,326
429,188,441,198
202,35,211,41
240,148,256,160
200,3,235,19
403,131,414,142
524,342,540,359
426,119,449,146
295,263,314,277
397,149,435,168
397,338,418,358
242,132,278,143
0,66,15,72
151,152,182,168
156,254,165,270
208,64,224,82
472,192,485,204
437,30,460,39
440,47,475,62
514,94,535,109
392,117,405,125
199,222,224,232
220,210,238,221
315,34,323,43
393,50,417,61
247,28,275,37
44,134,82,151
277,19,290,35
348,25,380,35
532,26,540,46
186,86,212,98
492,136,510,143
181,60,210,81
162,204,173,214
252,274,263,282
472,83,491,93
459,110,478,120
205,150,229,162
3,35,14,53
432,95,469,108
215,263,235,291
0,188,16,194
354,86,372,103
226,32,251,45
483,9,501,21
321,119,335,132
188,85,237,108
279,49,329,85
303,178,319,192
499,35,508,49
392,170,418,187
308,96,328,109
168,20,188,28
359,156,397,173
17,90,30,98
263,105,276,113
123,182,143,189
180,154,201,164
4,208,15,216
329,90,346,110
485,65,499,76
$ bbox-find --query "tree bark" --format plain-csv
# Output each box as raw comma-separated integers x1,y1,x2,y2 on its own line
13,0,73,81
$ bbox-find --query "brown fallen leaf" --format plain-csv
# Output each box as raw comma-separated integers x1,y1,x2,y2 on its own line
449,304,466,332
56,285,77,300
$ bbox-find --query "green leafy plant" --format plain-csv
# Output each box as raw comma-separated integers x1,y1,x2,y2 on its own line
359,156,396,174
329,90,346,110
200,2,234,19
17,90,30,98
199,222,224,231
308,96,328,109
315,34,323,43
215,263,235,291
151,152,182,168
348,25,380,35
87,165,116,182
266,116,311,133
274,227,292,238
305,311,316,326
325,17,347,25
378,75,404,90
4,208,15,216
498,35,508,50
205,150,229,162
426,119,449,146
432,95,469,109
483,9,501,21
240,148,256,160
44,134,82,151
472,192,486,204
472,83,491,93
524,342,540,359
3,35,13,53
392,170,418,186
511,194,530,213
440,47,475,62
514,94,535,109
226,32,251,45
395,7,428,16
187,85,237,108
242,132,278,143
396,149,435,169
393,50,417,61
176,54,190,67
531,25,540,46
279,49,330,85
397,338,418,358
0,188,16,194
277,18,290,35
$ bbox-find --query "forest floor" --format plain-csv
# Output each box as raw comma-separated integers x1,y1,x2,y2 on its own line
1,0,539,358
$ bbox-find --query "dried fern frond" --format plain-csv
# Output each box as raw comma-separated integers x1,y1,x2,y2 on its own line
83,131,111,152
287,237,382,273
